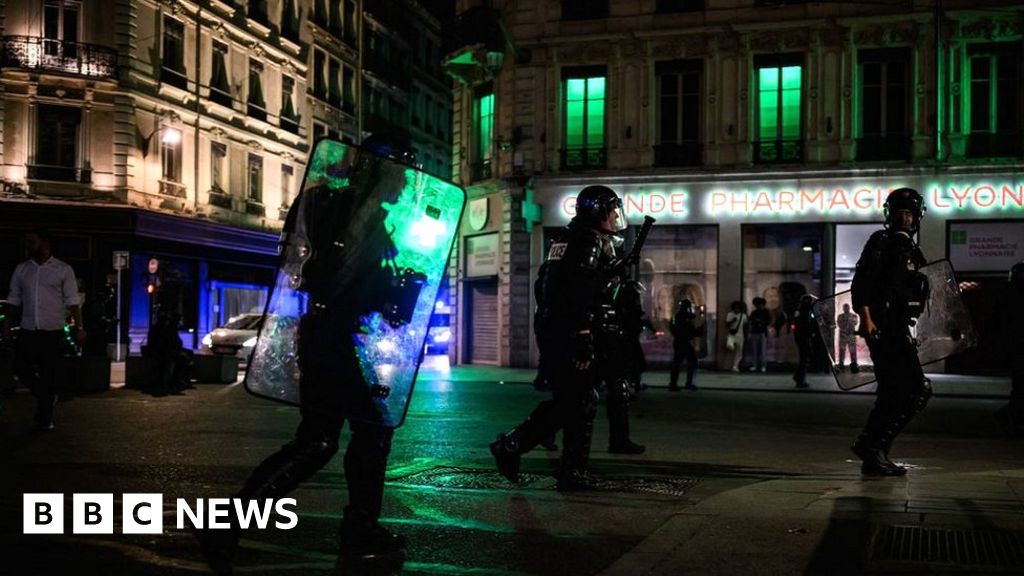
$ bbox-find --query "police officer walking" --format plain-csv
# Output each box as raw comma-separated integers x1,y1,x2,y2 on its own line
668,299,702,391
850,188,931,476
491,185,628,490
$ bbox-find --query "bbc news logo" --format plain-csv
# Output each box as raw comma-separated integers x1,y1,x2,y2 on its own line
24,494,298,534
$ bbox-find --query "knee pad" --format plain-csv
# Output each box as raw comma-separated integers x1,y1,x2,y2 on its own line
607,378,631,407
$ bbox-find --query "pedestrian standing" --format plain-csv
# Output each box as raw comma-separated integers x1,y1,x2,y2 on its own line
792,294,816,389
836,303,860,373
850,188,932,476
668,299,702,391
725,300,747,372
3,229,84,430
748,297,770,373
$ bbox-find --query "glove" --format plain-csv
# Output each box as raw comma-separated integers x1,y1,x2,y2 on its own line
571,331,595,366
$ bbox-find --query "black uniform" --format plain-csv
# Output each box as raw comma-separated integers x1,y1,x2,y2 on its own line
996,262,1024,436
792,297,815,389
850,227,930,475
492,219,622,488
197,147,406,575
615,282,651,393
668,302,702,390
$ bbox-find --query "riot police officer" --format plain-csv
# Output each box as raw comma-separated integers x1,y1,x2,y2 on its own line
668,299,703,391
196,136,411,575
792,294,817,389
996,261,1024,437
615,280,652,394
490,185,628,490
850,187,931,476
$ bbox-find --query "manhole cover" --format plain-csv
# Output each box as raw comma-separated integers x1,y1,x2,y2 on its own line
389,466,699,496
869,525,1024,572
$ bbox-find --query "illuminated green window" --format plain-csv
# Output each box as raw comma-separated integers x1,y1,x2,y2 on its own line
966,42,1021,158
562,68,606,169
857,48,910,161
473,89,494,180
754,54,803,163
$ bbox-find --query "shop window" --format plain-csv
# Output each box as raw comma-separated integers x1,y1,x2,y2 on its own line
655,60,702,167
754,53,803,163
857,48,910,161
966,42,1023,159
473,86,494,181
161,17,187,89
562,0,607,20
248,59,266,121
561,67,606,170
742,223,824,367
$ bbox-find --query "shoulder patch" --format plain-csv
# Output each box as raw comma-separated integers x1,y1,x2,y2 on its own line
547,242,568,260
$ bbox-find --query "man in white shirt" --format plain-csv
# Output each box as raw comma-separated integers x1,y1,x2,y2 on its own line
2,229,85,430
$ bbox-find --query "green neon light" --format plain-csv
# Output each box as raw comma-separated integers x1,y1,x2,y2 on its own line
475,93,494,162
758,66,802,140
564,76,605,151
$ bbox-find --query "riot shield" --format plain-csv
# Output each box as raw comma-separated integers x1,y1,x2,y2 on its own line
245,139,466,427
813,259,978,390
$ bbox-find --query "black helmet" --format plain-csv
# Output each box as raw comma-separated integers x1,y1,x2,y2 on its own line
573,185,626,231
677,298,694,317
1010,261,1024,287
884,187,926,231
799,294,816,308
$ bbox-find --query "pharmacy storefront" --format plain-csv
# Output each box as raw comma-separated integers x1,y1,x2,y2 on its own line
531,167,1024,372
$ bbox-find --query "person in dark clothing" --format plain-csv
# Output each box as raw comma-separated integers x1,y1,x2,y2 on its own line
532,261,559,452
996,261,1024,437
196,137,416,575
141,310,192,393
792,294,817,389
850,187,931,476
490,185,628,491
836,303,860,373
668,299,702,391
748,297,771,373
603,279,647,454
615,279,652,394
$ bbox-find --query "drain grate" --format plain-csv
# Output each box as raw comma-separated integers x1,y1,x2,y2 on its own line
870,525,1024,570
388,466,699,496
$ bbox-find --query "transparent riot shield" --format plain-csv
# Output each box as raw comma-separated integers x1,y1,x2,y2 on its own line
813,260,978,390
245,139,466,427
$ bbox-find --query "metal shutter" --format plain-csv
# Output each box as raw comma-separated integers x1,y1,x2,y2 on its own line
468,281,499,364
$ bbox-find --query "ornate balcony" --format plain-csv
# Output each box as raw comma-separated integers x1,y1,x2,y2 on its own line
1,35,117,80
560,147,607,170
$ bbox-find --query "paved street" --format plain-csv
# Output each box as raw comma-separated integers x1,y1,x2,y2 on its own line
1,366,1022,576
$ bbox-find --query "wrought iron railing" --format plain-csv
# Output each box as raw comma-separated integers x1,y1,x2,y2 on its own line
207,190,233,209
856,136,911,161
753,140,803,164
1,35,117,79
160,180,186,198
967,132,1023,159
27,164,91,183
653,142,702,167
560,147,607,170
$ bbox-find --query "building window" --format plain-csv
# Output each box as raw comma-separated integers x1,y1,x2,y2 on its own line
473,88,494,180
161,17,187,89
161,128,182,183
209,40,231,107
313,122,326,142
857,48,910,161
248,59,266,121
247,154,263,203
43,0,79,57
313,49,326,100
280,75,298,133
343,64,355,113
561,68,607,169
211,141,227,194
248,0,268,24
656,0,704,12
966,42,1023,159
281,164,294,208
281,0,300,41
33,105,87,183
313,0,327,27
754,53,803,163
329,58,341,107
562,0,607,20
344,0,357,45
655,60,702,167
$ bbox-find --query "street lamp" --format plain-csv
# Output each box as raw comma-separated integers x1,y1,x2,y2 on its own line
140,126,182,158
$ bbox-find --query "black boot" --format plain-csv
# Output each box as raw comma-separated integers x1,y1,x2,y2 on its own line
851,436,905,476
607,399,645,454
194,524,240,576
490,432,523,483
557,406,599,491
339,515,406,560
608,439,646,454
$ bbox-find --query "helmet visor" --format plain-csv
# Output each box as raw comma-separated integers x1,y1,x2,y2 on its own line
607,204,628,232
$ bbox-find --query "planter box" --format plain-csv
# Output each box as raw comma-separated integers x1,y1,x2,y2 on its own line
192,354,240,384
